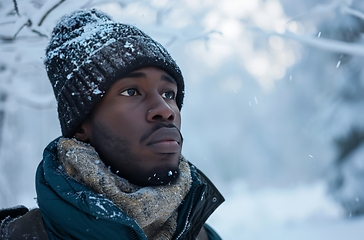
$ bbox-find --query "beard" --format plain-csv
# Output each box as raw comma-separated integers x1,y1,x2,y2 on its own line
145,164,180,185
89,120,181,187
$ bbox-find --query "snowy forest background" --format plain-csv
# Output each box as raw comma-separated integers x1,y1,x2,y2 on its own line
1,0,364,239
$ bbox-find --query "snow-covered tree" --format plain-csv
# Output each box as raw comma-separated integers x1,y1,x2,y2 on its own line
276,0,364,216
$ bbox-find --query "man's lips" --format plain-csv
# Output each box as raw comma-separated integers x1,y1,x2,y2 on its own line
146,127,182,153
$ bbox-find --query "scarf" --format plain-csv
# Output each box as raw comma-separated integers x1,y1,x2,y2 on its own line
57,138,192,239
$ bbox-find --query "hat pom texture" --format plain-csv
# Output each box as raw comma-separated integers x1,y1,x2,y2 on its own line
44,9,184,137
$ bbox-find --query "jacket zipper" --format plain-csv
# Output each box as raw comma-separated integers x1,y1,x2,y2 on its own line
174,186,198,240
129,227,138,240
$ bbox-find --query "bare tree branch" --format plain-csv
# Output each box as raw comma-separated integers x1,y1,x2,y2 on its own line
250,27,364,56
12,0,20,16
0,0,67,40
38,0,66,26
12,19,31,40
0,21,16,26
31,29,48,38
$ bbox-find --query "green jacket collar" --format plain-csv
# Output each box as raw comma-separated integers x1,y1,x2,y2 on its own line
36,138,224,240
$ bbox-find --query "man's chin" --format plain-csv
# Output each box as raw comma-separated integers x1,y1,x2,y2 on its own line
140,154,181,186
146,168,180,186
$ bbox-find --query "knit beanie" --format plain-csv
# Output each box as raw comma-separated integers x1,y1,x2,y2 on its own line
44,9,184,138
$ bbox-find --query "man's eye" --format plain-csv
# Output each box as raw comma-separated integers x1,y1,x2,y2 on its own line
162,91,176,100
120,89,138,96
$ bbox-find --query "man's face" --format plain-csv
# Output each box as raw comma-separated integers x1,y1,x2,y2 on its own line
80,67,182,187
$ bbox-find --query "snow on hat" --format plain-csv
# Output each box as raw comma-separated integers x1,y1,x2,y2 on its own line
44,9,184,138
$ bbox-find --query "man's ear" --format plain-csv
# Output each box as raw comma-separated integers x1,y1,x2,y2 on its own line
74,121,91,142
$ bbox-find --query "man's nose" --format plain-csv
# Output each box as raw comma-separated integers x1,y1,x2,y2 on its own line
146,95,176,122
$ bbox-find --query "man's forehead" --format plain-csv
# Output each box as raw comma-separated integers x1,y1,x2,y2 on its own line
122,68,177,84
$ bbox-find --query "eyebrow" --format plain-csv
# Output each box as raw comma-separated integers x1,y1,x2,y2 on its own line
161,75,176,84
123,71,177,84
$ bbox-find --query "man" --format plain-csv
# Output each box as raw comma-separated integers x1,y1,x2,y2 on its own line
0,9,224,239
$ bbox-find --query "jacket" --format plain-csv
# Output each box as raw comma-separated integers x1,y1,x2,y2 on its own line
0,138,224,239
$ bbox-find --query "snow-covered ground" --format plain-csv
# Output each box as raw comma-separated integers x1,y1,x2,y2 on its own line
208,180,363,240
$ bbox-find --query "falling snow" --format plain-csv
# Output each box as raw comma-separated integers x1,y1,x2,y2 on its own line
1,1,364,240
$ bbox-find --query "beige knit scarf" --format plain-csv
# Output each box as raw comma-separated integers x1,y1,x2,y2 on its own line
57,138,192,240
